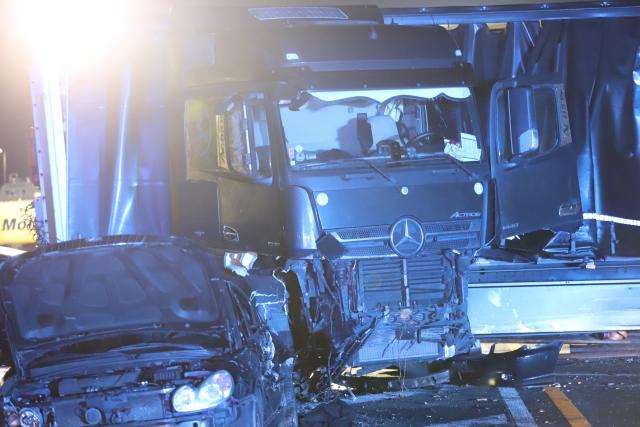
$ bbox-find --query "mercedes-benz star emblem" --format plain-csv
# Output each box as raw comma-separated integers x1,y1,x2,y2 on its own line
390,217,424,257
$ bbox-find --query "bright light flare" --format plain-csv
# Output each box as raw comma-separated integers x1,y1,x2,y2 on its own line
12,0,127,66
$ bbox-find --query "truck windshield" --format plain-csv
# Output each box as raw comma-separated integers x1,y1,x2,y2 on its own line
279,88,481,169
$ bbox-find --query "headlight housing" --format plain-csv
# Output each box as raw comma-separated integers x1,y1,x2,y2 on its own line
172,370,234,413
18,408,43,427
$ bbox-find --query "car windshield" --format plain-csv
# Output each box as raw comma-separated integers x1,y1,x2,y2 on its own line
5,244,223,343
279,88,481,169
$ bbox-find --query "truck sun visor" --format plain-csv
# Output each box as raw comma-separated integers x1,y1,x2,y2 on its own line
308,87,471,103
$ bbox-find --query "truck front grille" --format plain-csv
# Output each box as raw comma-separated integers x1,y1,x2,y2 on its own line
330,219,481,259
335,225,389,241
353,326,440,364
423,221,472,233
359,258,403,305
353,254,450,366
406,255,448,303
359,254,446,310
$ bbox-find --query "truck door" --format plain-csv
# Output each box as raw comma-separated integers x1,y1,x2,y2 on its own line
489,75,582,239
182,92,284,255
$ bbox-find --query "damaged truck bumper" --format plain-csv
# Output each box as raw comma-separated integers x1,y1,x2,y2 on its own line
450,341,563,387
283,250,476,396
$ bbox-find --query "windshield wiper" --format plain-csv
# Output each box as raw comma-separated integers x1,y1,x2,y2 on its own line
107,342,214,354
29,347,132,368
25,327,227,359
297,157,399,186
386,153,479,180
29,339,220,370
351,158,398,186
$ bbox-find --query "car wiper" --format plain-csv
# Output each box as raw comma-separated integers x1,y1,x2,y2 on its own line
29,340,219,371
107,342,214,354
26,327,227,358
386,153,479,180
29,347,132,368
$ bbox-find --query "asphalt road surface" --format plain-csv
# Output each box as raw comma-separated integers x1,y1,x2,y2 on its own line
301,356,640,426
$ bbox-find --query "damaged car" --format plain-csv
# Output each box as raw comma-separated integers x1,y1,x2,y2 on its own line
0,236,296,426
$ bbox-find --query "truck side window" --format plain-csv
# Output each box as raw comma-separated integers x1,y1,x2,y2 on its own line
184,94,271,181
228,98,272,181
184,98,229,180
227,104,248,175
251,104,272,178
533,88,560,153
501,87,561,161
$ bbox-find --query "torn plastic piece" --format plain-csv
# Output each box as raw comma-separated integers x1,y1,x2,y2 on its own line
339,369,449,395
298,399,355,427
444,344,456,359
543,225,598,258
449,341,563,387
224,252,258,277
316,234,347,260
602,331,628,341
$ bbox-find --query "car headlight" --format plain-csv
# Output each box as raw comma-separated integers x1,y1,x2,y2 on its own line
18,408,43,427
172,370,234,413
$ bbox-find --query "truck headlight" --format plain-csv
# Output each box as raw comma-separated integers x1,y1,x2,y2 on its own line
172,370,234,413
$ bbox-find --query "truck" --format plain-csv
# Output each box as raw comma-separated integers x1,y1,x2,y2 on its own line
172,7,582,391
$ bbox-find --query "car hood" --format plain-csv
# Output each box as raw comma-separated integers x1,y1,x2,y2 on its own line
0,237,231,372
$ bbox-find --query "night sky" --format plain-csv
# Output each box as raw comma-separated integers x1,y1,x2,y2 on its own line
0,3,33,179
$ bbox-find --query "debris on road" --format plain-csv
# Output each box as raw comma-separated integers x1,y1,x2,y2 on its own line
450,342,563,386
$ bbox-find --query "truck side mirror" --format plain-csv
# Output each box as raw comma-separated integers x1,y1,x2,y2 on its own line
506,87,539,157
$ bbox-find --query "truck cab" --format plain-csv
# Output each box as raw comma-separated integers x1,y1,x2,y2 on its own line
173,9,581,386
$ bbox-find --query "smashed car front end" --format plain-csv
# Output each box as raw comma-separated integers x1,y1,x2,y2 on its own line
1,369,257,427
0,237,271,427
